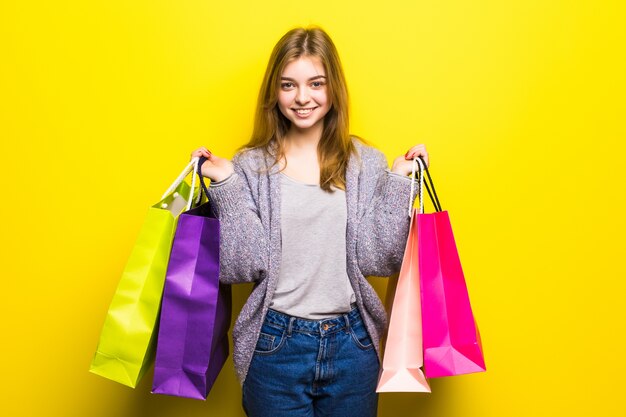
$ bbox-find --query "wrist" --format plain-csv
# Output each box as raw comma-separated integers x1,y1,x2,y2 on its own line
390,164,408,176
210,169,234,183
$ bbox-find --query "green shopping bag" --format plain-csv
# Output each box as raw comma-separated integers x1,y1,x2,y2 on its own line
90,159,201,388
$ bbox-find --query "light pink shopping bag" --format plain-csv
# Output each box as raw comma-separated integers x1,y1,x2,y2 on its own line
376,210,431,392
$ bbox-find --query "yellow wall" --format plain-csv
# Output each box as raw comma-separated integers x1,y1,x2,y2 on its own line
1,1,624,416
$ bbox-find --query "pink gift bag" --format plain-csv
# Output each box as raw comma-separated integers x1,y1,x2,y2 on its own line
417,158,486,378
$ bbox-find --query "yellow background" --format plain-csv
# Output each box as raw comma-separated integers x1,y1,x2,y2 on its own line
1,0,624,416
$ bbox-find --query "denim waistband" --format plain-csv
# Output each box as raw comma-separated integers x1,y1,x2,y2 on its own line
264,304,362,336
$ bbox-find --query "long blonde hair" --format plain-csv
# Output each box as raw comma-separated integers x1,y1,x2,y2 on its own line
243,26,354,192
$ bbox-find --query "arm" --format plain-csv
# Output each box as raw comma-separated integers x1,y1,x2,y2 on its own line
356,149,415,277
205,153,270,284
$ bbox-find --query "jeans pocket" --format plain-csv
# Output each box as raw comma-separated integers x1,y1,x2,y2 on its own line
253,323,287,355
349,320,374,350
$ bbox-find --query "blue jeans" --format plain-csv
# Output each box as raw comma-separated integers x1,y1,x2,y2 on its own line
242,305,380,417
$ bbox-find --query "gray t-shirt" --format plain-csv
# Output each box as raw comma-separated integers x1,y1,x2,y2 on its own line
269,172,356,319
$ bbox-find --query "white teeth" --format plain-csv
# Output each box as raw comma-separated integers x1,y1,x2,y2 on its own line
295,108,314,115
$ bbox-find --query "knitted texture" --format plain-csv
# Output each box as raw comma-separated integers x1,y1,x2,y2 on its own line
206,139,415,385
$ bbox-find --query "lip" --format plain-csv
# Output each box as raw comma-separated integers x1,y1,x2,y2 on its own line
291,106,318,118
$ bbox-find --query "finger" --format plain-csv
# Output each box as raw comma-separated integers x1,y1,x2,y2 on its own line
405,145,429,166
194,148,211,158
406,152,429,167
405,150,425,160
404,144,425,157
409,151,428,166
408,145,426,155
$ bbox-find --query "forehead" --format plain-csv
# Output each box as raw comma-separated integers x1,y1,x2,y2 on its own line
281,56,326,78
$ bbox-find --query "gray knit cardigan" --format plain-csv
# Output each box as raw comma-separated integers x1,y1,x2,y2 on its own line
206,139,414,385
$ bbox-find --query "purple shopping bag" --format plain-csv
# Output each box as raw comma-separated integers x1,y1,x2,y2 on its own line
415,158,486,378
152,199,232,399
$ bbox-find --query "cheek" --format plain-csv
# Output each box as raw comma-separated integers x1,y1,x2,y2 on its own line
313,90,329,107
278,94,293,117
277,93,294,110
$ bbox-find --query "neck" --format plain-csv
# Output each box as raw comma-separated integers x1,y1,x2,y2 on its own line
285,122,323,151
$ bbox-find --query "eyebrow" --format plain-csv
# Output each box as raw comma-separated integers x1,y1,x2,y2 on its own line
280,75,327,81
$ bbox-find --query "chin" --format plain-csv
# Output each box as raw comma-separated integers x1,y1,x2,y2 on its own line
291,118,323,131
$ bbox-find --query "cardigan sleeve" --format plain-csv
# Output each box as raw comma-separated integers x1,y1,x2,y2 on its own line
205,152,270,284
355,148,415,277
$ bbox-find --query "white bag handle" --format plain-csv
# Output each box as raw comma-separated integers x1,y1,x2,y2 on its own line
408,157,426,216
160,157,200,211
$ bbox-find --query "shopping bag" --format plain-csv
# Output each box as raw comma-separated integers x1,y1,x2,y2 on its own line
417,158,486,378
152,175,232,399
376,203,431,392
90,158,201,388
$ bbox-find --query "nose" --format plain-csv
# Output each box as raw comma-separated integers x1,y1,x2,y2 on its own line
295,87,310,105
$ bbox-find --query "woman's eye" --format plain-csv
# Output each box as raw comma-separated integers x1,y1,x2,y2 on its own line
281,82,294,89
311,81,324,88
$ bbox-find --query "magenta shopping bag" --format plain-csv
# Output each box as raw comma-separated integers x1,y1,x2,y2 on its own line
415,159,486,378
151,190,232,400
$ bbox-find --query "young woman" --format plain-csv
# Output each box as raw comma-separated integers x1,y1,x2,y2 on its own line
190,26,429,417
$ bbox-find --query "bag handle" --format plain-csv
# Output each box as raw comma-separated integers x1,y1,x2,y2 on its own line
409,158,425,216
161,157,201,211
421,157,442,212
408,157,442,215
196,156,211,198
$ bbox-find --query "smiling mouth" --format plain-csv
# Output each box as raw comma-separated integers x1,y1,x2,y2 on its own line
292,107,317,115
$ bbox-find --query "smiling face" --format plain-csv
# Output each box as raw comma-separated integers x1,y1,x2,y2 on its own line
277,56,331,134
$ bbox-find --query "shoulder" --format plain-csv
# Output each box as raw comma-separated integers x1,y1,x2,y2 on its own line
350,136,388,170
232,146,270,171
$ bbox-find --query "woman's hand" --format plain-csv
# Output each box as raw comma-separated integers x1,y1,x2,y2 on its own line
190,147,234,182
391,144,429,176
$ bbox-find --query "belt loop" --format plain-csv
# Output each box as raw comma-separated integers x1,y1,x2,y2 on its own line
287,317,296,336
343,313,351,334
